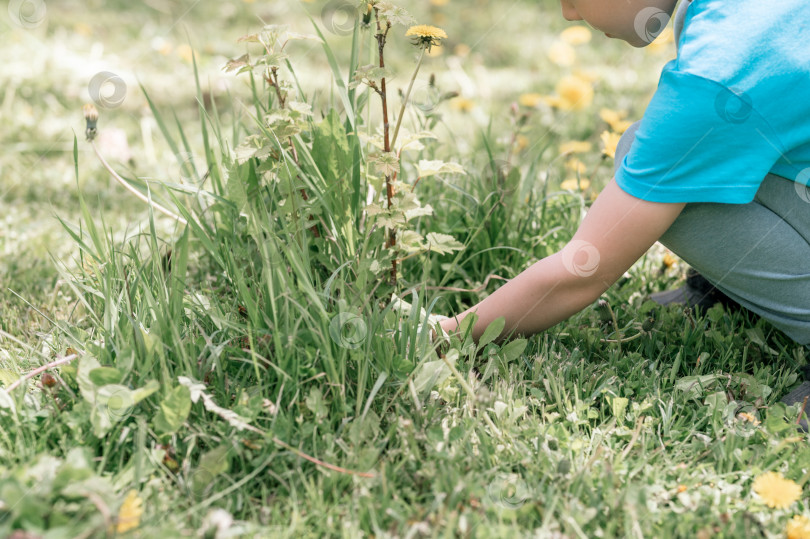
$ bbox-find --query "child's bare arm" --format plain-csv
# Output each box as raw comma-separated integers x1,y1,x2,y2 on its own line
439,177,686,343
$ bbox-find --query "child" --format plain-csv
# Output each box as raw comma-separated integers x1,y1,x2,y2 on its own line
435,0,810,408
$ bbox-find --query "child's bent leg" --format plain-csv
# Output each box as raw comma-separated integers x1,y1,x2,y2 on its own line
614,122,810,345
656,180,810,345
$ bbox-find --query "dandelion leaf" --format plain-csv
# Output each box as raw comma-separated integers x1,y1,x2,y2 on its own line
312,108,352,186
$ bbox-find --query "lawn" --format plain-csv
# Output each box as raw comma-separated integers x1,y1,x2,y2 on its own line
1,0,809,537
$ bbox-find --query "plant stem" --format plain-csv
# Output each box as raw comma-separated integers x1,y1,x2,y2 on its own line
267,67,320,239
374,10,397,286
389,48,426,151
91,141,188,226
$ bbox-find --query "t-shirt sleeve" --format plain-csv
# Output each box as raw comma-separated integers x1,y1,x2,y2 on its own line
614,62,786,204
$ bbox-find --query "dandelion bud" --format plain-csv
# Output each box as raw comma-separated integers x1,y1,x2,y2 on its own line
83,103,99,141
41,372,57,388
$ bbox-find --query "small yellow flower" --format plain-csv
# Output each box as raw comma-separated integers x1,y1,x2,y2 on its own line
559,141,592,155
662,253,677,269
454,43,471,57
752,471,802,510
560,26,592,45
405,25,448,50
599,108,633,133
555,75,593,111
116,490,143,533
737,412,761,425
74,22,92,36
600,131,622,159
677,484,688,493
431,12,447,26
515,134,529,152
450,97,476,113
176,43,194,63
560,178,591,190
565,158,587,175
787,515,810,539
547,40,576,67
518,93,543,108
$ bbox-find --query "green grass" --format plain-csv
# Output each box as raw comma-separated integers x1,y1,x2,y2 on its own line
2,1,809,537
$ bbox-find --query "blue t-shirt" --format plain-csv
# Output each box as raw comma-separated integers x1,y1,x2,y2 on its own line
615,0,810,204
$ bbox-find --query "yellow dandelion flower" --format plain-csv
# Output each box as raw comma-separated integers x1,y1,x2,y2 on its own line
662,253,677,268
454,43,471,57
677,484,688,493
515,134,529,152
555,75,593,111
116,490,143,533
541,95,566,108
600,131,622,159
431,12,447,26
752,472,802,509
560,26,592,46
547,40,576,67
559,141,592,155
560,178,591,190
737,412,761,425
565,158,587,174
599,108,634,134
450,97,476,113
405,25,448,50
612,120,633,134
518,93,543,108
176,44,194,64
74,22,92,37
787,515,810,539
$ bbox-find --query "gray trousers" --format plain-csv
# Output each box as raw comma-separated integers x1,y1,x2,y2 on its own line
615,123,810,345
